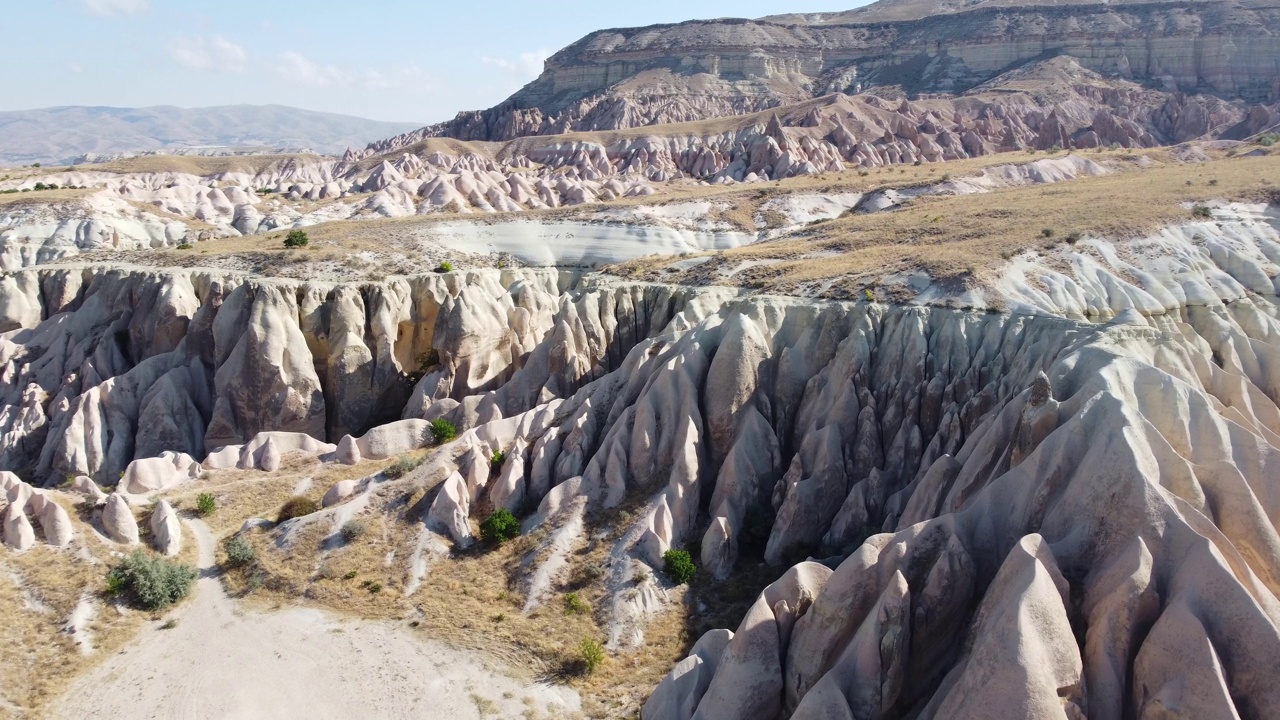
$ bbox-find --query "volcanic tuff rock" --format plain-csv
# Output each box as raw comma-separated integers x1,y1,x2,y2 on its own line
362,0,1280,146
0,199,1278,717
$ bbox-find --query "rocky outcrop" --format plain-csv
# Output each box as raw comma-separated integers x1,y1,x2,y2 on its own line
101,493,139,545
0,266,719,486
360,1,1280,146
149,500,181,556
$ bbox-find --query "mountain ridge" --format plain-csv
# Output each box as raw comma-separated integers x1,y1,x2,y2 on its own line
0,104,421,167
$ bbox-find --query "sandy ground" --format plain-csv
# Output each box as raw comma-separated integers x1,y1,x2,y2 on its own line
47,520,579,720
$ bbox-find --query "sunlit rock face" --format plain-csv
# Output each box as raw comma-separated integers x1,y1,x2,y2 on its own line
2,202,1280,719
356,0,1280,147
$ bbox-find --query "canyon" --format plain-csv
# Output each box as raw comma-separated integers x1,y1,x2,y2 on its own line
1,0,1279,718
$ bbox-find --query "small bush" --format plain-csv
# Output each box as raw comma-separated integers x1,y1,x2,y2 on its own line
223,535,255,568
1192,205,1213,219
283,229,309,248
578,638,605,674
1208,178,1219,186
1041,228,1055,238
277,496,319,523
384,455,424,479
340,520,367,543
430,418,457,445
564,592,589,615
490,450,506,471
343,570,358,580
361,579,383,593
632,566,651,585
663,549,696,585
436,260,454,273
107,551,197,610
1065,231,1083,244
176,242,193,250
196,493,216,517
480,508,521,544
1258,133,1279,147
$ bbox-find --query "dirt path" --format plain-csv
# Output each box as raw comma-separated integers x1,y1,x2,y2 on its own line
48,519,579,719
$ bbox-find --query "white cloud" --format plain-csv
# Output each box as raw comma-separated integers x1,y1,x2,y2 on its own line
167,36,247,73
275,52,433,92
481,50,550,80
67,61,84,74
80,0,149,16
276,51,352,87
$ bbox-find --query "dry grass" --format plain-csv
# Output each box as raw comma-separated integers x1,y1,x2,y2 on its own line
0,494,161,717
0,188,94,209
615,147,1280,298
87,153,323,177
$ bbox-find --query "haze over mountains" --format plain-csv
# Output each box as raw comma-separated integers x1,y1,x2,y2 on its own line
0,105,421,167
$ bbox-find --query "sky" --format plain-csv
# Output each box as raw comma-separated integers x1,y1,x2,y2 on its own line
0,0,846,124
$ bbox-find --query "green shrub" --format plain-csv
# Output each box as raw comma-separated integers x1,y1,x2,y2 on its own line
277,496,319,523
1192,205,1213,219
340,520,367,543
490,450,506,471
578,638,605,674
436,260,454,273
430,418,457,445
663,549,696,585
384,455,424,479
196,493,216,517
176,241,193,250
223,535,255,568
1065,231,1083,244
1041,228,1055,238
283,229,309,248
480,508,521,544
564,592,589,615
106,551,197,610
343,570,358,580
1258,133,1279,147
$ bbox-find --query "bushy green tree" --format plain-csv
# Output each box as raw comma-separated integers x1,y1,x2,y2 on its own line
107,551,197,610
663,549,696,584
430,418,457,444
480,508,520,543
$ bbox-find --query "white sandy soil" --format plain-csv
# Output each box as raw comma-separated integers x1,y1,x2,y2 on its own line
47,520,578,720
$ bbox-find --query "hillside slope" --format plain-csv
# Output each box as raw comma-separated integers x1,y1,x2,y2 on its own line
360,0,1279,147
0,105,421,166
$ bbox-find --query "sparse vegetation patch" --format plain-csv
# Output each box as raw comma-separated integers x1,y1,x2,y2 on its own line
106,551,197,611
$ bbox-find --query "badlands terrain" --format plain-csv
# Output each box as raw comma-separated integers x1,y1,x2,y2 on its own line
2,0,1280,718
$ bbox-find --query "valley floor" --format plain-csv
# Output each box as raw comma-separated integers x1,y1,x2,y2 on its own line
45,519,579,720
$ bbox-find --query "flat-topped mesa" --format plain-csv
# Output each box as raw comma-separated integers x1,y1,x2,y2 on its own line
358,0,1280,148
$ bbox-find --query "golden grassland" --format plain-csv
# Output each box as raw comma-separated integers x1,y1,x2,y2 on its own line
614,146,1280,298
175,446,785,718
109,145,1115,278
0,492,200,718
87,153,324,177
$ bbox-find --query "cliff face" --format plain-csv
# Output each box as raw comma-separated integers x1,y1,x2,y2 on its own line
2,198,1279,717
405,0,1280,143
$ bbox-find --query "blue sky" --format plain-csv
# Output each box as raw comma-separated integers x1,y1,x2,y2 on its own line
0,0,858,123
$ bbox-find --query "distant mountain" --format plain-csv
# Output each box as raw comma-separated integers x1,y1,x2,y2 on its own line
357,0,1277,149
0,105,422,166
